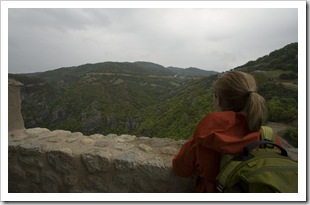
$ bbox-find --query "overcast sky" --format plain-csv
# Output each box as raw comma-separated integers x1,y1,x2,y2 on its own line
8,7,298,74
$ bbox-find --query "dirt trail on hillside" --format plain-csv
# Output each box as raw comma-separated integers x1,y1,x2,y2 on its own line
266,122,298,161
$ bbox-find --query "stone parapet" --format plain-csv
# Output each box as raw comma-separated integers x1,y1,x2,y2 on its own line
8,128,196,193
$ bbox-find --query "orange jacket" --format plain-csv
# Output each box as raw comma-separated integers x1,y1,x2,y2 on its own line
172,111,281,193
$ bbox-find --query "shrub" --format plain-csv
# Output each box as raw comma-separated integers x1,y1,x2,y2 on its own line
278,127,298,148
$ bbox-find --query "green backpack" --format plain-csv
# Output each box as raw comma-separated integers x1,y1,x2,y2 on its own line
216,126,298,193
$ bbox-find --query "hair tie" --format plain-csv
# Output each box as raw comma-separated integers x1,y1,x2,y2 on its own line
247,90,256,96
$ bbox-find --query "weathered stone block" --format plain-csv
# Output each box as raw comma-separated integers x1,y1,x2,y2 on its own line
81,149,112,173
114,152,139,170
26,170,41,183
80,138,94,145
138,143,153,152
151,138,174,147
47,137,64,143
26,128,50,138
72,132,84,137
41,170,62,193
19,156,44,168
116,134,136,142
47,148,76,174
50,130,72,138
9,129,27,140
19,143,45,155
84,175,109,192
94,140,110,148
65,137,79,143
8,164,26,182
113,174,132,185
114,142,134,151
63,174,79,186
8,145,19,159
132,176,154,192
159,146,178,155
106,134,118,138
89,134,105,139
138,157,169,181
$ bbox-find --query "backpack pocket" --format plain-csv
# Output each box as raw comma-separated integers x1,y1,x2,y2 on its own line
239,158,298,193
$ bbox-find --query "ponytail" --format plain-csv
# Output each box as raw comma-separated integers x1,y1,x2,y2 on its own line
244,91,267,131
213,71,267,132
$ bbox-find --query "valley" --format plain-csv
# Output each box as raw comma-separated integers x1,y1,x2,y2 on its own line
9,42,298,148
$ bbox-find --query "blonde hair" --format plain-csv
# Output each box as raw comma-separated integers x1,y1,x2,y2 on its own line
213,71,267,131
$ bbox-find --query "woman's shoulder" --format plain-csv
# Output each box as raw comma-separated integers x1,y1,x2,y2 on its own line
195,111,247,134
198,111,245,125
204,111,236,118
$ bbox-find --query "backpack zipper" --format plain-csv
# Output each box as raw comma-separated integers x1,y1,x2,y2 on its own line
224,155,289,187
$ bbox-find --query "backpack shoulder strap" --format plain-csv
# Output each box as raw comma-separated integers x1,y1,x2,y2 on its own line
260,126,275,141
220,126,275,167
260,126,275,148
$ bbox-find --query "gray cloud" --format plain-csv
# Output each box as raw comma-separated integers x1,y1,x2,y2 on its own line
8,8,298,73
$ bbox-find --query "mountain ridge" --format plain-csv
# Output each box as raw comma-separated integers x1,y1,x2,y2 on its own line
20,61,217,78
9,60,219,136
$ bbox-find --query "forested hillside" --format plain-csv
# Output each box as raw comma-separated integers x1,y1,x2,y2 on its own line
9,61,217,136
9,42,298,147
234,42,298,147
234,42,298,126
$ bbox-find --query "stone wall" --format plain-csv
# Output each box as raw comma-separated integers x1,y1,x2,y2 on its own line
8,128,196,193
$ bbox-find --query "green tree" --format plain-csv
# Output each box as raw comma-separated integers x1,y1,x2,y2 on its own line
278,128,298,148
267,96,297,123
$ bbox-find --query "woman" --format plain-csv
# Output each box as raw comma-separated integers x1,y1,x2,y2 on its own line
172,71,281,193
